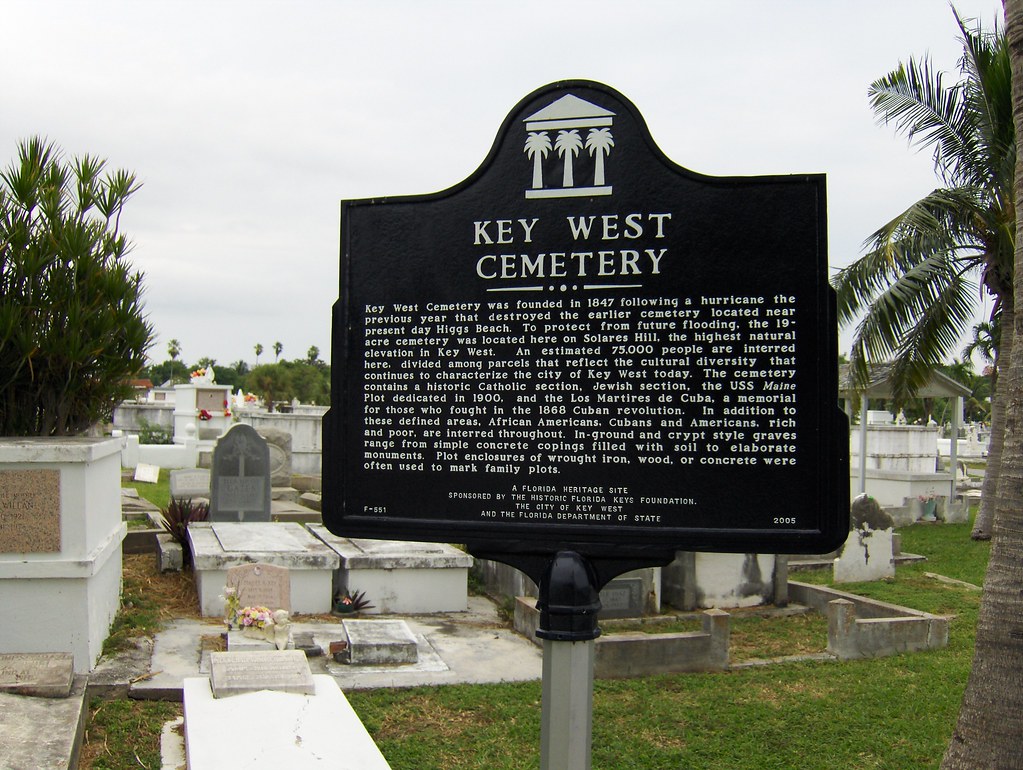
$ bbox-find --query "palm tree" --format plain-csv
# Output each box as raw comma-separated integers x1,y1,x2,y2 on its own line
962,318,998,373
555,130,583,188
832,10,1013,540
524,131,552,189
166,338,183,380
585,128,614,186
254,342,263,365
273,341,283,362
943,5,1023,763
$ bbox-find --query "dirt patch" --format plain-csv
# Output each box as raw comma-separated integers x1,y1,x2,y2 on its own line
122,553,201,619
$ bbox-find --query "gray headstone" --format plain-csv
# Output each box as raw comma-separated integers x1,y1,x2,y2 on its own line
208,650,314,698
257,428,292,488
0,653,74,698
210,424,271,522
226,562,291,612
850,493,894,531
169,468,211,499
599,577,645,619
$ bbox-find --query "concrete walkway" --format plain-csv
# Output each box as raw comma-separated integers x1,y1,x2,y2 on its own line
93,596,543,700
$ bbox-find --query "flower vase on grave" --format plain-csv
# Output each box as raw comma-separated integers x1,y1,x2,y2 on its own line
920,497,938,522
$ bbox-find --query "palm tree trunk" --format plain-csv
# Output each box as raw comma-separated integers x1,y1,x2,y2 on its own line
971,304,1012,539
942,1,1023,763
562,154,574,188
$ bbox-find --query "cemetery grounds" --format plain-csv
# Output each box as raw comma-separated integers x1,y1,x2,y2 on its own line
83,472,988,769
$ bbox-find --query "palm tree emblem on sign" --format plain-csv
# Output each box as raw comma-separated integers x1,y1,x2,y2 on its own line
555,129,583,187
522,93,615,199
585,127,614,186
524,131,552,190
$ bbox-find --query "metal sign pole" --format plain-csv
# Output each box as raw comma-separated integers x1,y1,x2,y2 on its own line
540,637,595,770
536,551,601,770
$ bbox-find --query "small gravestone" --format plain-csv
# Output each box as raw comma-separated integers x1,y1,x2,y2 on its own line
599,577,645,619
226,563,291,612
133,463,160,484
210,424,271,522
834,494,895,583
208,650,314,698
849,493,895,531
0,653,74,698
169,468,210,499
256,428,292,488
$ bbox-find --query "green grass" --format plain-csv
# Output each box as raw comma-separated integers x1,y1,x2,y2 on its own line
347,519,989,769
90,509,990,768
122,468,171,510
102,561,164,654
83,699,180,770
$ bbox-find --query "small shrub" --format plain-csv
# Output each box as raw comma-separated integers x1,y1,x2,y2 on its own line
137,418,173,444
158,496,209,565
332,588,374,614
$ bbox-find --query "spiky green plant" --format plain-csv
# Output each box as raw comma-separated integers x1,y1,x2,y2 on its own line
158,496,209,566
0,136,152,436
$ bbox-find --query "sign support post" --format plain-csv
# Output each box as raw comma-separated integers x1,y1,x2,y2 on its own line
540,638,595,770
536,551,601,770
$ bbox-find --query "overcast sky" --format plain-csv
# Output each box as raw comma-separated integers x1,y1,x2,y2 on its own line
2,1,1005,368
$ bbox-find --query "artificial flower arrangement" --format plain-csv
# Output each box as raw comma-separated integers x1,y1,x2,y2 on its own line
198,408,212,421
236,606,274,629
221,587,293,647
190,367,207,380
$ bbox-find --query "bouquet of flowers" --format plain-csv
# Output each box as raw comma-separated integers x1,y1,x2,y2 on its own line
198,409,212,421
236,606,274,629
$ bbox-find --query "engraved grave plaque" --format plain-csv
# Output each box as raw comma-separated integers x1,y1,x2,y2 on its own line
208,650,314,698
226,562,291,612
0,469,60,553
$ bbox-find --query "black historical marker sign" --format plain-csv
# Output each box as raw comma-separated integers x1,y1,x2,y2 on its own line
323,80,848,558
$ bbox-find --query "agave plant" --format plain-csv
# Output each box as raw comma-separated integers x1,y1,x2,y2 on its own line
158,496,209,566
332,588,374,614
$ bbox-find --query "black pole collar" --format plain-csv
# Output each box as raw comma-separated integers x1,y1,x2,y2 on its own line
535,551,602,642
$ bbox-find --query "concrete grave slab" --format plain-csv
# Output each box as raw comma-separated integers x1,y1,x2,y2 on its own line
0,675,87,770
308,525,472,614
214,521,305,552
183,675,391,769
341,619,419,665
188,522,338,616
